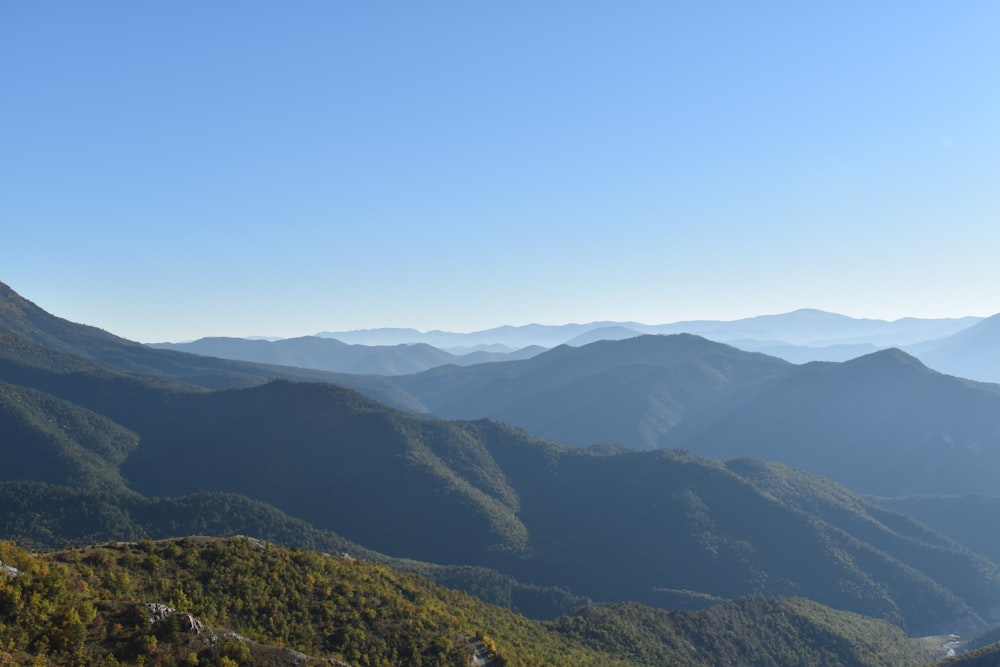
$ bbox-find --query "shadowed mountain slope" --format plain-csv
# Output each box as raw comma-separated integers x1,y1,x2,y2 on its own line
0,380,137,491
664,349,1000,496
3,340,996,634
104,377,1000,634
0,281,425,412
393,334,792,448
874,495,1000,566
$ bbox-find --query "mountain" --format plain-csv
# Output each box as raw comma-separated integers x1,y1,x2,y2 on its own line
910,313,1000,384
0,380,137,491
392,334,792,448
0,281,425,412
316,309,981,350
652,309,981,347
316,322,617,349
664,349,1000,496
0,537,933,667
5,280,1000,641
388,336,1000,498
874,495,1000,565
728,339,883,363
565,325,642,346
941,639,1000,666
5,364,994,634
151,335,544,375
551,597,931,666
0,537,626,666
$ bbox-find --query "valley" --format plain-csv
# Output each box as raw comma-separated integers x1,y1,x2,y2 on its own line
2,280,1000,665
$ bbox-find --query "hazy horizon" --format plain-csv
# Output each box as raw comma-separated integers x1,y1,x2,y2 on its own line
4,3,999,342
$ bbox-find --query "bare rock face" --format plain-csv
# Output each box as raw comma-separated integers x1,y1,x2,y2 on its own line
143,602,205,634
0,559,19,579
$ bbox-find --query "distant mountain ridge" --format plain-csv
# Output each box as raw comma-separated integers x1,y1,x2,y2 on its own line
316,308,982,350
151,335,545,376
907,313,1000,384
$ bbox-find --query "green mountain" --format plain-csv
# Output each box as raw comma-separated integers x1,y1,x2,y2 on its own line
874,495,1000,565
551,597,931,666
940,641,1000,667
4,362,996,634
0,537,933,666
0,380,136,491
3,280,1000,649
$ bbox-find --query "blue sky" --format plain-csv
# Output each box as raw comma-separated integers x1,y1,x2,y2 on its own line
3,2,999,342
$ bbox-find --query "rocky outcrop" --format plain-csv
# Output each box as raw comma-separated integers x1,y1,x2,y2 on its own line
0,559,19,579
144,602,205,634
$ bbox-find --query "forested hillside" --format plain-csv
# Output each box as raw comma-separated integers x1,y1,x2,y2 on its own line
1,280,999,664
0,537,933,666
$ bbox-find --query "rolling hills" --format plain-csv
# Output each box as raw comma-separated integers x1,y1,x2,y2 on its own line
3,279,1000,663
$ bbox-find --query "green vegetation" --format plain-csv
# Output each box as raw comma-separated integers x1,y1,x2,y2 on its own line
0,537,629,666
875,495,1000,565
551,598,931,666
2,280,1000,664
940,641,1000,667
0,537,934,666
3,353,999,634
0,481,586,620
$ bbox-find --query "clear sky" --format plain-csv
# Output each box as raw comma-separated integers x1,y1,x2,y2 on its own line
3,2,999,342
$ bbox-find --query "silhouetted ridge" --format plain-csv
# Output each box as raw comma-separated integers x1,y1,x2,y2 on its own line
0,281,141,356
0,281,427,410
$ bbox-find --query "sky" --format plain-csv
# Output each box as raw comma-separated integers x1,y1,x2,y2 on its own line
2,2,999,342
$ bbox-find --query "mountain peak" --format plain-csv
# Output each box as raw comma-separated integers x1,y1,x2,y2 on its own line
840,347,935,377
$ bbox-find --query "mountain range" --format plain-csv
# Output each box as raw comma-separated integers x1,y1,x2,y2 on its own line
316,309,981,349
153,306,1000,384
150,335,544,375
3,279,1000,664
366,335,1000,498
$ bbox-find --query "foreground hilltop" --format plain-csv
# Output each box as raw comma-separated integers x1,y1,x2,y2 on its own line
0,537,931,666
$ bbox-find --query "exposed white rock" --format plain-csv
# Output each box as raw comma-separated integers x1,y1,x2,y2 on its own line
0,559,19,579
